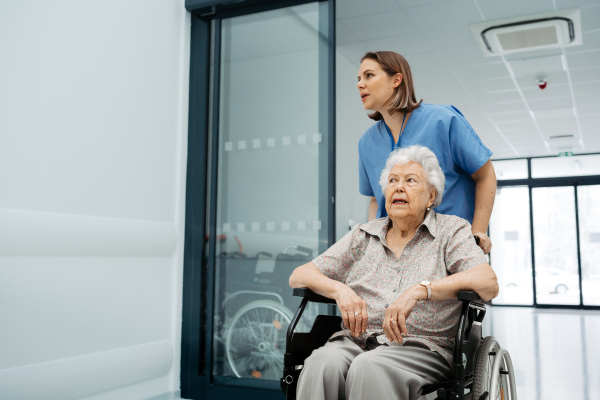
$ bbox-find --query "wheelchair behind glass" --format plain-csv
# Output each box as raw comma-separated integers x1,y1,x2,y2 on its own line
281,288,517,400
214,245,319,380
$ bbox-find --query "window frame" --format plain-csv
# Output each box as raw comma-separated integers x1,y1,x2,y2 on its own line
493,153,600,310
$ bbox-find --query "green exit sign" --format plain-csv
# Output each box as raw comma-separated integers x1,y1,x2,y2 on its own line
559,151,574,157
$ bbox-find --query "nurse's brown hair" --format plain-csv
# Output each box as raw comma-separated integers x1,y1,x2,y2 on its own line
361,51,422,121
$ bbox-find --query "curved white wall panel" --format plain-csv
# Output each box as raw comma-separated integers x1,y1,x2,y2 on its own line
0,340,172,400
0,209,177,256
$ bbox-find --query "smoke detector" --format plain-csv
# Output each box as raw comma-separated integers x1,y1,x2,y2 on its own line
470,9,582,57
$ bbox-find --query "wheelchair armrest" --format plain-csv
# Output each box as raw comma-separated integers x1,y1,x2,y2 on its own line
457,290,481,302
293,288,337,304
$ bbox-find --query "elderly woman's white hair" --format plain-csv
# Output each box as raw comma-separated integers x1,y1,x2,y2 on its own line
379,145,445,208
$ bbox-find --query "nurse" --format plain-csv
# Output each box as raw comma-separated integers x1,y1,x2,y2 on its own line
357,51,496,254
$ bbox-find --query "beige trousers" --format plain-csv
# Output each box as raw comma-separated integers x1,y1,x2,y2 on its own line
296,336,451,400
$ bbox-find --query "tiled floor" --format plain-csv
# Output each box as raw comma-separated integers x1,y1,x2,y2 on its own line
484,306,600,400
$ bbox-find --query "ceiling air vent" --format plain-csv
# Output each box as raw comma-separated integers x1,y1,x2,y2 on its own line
471,9,582,56
548,134,576,139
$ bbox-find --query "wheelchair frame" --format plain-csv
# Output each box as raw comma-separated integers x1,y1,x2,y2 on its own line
281,288,516,400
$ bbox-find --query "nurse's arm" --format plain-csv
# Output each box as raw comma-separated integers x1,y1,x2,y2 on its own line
368,196,378,221
470,159,496,254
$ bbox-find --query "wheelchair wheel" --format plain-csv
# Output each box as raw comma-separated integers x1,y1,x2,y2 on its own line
472,336,517,400
225,299,293,380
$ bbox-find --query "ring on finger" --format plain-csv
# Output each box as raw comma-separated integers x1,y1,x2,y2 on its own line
354,311,360,316
390,318,397,323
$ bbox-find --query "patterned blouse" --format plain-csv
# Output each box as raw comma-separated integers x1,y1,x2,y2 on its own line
312,210,487,366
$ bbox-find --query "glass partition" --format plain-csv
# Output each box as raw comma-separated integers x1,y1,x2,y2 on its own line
211,2,328,383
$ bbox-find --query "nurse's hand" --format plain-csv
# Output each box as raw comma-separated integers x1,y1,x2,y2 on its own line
473,232,492,254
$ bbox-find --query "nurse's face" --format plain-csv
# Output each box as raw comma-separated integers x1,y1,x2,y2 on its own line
357,59,402,113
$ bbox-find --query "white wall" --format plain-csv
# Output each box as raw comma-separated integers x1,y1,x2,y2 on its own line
0,1,190,399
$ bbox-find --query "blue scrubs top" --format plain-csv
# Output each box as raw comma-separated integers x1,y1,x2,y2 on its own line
358,103,492,223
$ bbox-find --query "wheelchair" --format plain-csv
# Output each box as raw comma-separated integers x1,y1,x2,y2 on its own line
214,244,314,380
281,288,516,400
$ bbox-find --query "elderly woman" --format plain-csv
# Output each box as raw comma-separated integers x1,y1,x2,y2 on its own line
289,145,498,400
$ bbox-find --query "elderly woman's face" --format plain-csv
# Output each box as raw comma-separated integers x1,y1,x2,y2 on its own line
384,162,436,221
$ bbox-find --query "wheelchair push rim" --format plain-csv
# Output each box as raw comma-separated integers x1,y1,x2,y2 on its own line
472,336,517,400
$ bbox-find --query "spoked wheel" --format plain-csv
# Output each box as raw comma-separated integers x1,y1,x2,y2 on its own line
472,336,517,400
225,299,293,380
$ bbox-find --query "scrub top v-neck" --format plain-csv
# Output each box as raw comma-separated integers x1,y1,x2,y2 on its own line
384,112,407,152
358,103,492,223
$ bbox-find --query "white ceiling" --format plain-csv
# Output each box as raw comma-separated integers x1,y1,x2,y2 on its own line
336,0,600,159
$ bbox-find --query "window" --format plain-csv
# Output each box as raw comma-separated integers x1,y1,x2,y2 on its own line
490,186,532,305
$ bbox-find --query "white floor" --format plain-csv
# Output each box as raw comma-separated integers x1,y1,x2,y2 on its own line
176,306,600,400
484,306,600,400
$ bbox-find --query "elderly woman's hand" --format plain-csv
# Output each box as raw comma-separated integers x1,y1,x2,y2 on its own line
382,285,424,343
333,282,368,338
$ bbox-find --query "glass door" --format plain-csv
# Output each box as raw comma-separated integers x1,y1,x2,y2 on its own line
207,0,332,389
531,187,580,305
577,185,600,306
489,186,533,305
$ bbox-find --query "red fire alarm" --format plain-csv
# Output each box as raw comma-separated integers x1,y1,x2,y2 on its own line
538,79,547,90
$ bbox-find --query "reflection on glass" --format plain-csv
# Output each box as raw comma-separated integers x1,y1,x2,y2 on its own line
532,187,580,305
490,187,533,305
577,185,600,306
211,3,326,382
